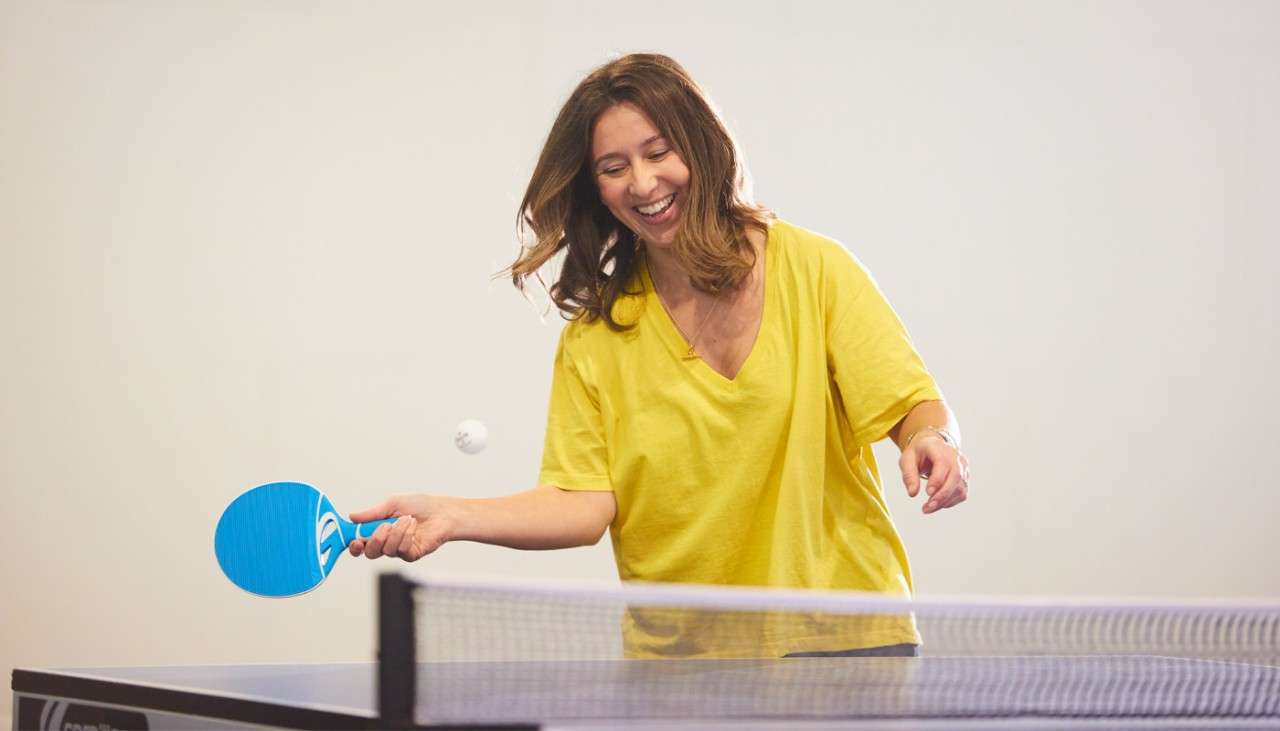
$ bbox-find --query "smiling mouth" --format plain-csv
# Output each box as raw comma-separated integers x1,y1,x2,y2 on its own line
635,193,676,218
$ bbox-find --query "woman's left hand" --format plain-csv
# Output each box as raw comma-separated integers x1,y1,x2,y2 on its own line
899,434,969,514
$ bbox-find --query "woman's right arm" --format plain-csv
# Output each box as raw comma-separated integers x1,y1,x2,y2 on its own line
346,485,617,561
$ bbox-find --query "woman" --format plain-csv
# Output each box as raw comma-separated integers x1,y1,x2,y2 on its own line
348,53,969,657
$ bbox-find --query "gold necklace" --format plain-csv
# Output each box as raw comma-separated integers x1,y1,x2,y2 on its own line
650,271,724,357
680,293,722,356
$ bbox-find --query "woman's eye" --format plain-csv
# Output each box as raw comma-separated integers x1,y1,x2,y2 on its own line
649,150,670,160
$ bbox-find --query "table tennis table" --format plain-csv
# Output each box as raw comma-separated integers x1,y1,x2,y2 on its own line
13,655,1280,730
14,575,1280,729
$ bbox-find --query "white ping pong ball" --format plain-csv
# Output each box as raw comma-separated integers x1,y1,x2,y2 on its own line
454,419,488,454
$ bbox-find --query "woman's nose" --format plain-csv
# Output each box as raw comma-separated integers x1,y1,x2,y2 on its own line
628,162,659,198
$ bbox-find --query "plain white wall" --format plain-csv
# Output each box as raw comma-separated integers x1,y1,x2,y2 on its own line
3,0,1278,721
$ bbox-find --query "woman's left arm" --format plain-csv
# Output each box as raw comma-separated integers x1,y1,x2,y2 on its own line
887,400,969,514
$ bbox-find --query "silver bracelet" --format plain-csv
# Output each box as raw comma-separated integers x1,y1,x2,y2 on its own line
904,425,960,451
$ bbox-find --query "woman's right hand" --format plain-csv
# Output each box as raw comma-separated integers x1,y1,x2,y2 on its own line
347,494,455,562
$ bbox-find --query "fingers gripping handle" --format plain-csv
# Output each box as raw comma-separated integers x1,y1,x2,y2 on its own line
321,517,398,574
355,518,397,541
329,516,397,554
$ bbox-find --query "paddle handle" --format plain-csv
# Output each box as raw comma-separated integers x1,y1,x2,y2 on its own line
354,518,398,541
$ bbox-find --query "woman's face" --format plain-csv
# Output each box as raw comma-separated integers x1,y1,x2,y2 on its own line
590,102,690,248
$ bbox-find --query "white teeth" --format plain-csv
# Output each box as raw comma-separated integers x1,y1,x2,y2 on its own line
636,194,675,216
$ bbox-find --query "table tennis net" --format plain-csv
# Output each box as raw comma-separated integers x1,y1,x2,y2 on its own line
377,575,1280,725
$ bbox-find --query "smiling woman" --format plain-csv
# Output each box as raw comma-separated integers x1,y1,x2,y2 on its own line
508,53,771,330
592,104,689,246
347,53,969,660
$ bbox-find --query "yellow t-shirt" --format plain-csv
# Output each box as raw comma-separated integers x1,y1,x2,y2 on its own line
538,219,942,657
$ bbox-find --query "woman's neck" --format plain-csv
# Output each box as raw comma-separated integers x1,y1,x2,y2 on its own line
644,245,702,305
643,226,767,304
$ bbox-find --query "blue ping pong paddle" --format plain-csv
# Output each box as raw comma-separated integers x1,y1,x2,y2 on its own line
214,481,395,597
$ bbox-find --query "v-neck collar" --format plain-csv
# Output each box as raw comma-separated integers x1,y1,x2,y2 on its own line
639,223,775,386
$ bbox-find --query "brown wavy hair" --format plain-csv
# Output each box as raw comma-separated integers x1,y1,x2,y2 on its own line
508,53,774,330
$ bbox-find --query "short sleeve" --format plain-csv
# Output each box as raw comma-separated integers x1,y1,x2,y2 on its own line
823,245,942,446
538,326,613,491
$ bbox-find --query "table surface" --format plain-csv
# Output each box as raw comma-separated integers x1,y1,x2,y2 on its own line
13,656,1280,730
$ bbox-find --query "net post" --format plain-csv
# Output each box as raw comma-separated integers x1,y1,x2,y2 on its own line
378,572,416,728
